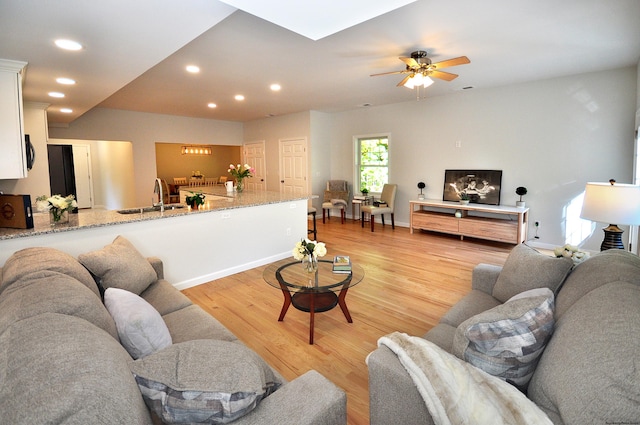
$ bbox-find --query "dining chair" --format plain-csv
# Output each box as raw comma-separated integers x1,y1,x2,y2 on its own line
173,177,187,186
204,177,217,186
161,179,180,204
322,180,349,224
308,207,317,240
217,176,228,185
361,184,397,232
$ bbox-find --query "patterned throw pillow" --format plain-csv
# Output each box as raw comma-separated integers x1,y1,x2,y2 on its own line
129,339,281,424
452,288,555,391
104,287,172,359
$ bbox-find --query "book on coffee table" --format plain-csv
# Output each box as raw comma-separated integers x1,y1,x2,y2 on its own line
333,255,352,273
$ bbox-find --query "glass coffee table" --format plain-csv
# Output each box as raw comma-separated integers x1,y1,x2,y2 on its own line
263,258,365,344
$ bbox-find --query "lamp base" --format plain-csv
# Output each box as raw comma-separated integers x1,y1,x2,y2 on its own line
600,224,624,251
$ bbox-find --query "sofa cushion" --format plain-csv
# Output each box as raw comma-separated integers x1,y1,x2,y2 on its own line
104,287,172,359
1,247,99,297
492,244,573,303
140,279,192,316
78,235,157,295
129,339,282,424
0,270,118,340
555,249,640,320
452,288,555,391
163,304,238,343
528,282,640,424
0,313,151,424
439,290,501,328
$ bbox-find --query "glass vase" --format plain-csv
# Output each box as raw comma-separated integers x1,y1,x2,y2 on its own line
302,254,318,273
236,178,244,192
50,209,69,226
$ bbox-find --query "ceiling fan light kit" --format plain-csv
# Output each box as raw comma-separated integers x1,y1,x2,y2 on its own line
371,50,470,91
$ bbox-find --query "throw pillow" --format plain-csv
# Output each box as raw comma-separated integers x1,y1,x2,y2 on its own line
452,288,555,391
78,235,157,295
104,287,172,359
492,243,573,303
129,339,282,424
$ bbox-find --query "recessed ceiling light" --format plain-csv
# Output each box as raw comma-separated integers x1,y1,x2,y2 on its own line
48,92,65,98
207,103,217,108
55,39,83,51
56,77,76,85
235,94,245,101
186,65,200,73
270,83,281,91
60,108,73,113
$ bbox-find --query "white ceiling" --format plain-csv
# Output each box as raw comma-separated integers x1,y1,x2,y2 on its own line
1,0,639,125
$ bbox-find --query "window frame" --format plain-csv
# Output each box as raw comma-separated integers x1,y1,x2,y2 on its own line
354,133,390,195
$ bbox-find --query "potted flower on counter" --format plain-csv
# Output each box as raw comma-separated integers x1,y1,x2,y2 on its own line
36,194,77,225
228,163,255,192
185,191,205,209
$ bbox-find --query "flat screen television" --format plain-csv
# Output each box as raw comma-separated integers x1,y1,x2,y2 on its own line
443,169,502,205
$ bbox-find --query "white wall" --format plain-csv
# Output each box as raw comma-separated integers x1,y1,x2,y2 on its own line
324,66,638,251
243,111,311,192
48,138,136,209
48,108,243,205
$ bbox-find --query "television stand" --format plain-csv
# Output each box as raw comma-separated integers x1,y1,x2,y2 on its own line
410,199,528,244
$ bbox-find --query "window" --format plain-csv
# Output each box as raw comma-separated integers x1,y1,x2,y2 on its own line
356,135,389,193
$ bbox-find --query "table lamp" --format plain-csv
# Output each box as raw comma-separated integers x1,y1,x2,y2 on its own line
580,180,640,250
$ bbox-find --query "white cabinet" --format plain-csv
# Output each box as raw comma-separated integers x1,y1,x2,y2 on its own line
0,59,28,179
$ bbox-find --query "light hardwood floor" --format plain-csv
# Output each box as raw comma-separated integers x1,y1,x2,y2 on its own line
182,218,514,425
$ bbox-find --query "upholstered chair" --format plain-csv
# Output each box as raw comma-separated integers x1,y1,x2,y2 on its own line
361,184,397,232
322,180,349,224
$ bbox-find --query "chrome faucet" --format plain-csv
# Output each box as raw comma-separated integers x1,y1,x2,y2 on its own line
153,178,164,212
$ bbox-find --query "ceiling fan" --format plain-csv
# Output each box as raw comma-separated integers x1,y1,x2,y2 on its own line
371,50,470,88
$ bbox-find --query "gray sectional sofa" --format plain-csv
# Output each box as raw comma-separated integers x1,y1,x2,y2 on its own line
368,244,640,425
0,236,346,424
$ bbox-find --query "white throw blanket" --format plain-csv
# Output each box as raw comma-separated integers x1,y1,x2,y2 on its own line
377,332,553,425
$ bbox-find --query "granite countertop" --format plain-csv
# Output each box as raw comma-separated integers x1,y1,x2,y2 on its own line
0,188,309,240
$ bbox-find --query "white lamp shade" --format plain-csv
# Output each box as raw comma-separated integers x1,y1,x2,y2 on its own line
580,182,640,225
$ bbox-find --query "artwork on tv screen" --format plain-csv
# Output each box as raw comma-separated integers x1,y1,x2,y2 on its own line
443,169,502,205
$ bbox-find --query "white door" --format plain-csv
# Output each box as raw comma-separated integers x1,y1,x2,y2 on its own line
72,144,94,209
280,138,308,196
244,141,266,191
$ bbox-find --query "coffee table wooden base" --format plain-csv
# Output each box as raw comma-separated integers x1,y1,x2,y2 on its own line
278,288,352,344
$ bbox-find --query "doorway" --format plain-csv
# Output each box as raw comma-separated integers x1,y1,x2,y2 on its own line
279,138,308,196
47,144,94,209
244,141,266,191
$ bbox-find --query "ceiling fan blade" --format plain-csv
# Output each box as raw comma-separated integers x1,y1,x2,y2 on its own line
431,56,470,69
399,56,418,68
370,70,407,77
429,70,458,81
396,75,412,87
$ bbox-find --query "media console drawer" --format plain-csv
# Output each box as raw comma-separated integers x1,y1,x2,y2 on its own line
409,199,528,245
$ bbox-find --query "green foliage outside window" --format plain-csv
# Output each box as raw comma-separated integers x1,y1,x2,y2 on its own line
358,137,388,193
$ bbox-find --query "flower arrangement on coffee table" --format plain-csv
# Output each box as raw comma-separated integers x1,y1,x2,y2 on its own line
293,238,327,272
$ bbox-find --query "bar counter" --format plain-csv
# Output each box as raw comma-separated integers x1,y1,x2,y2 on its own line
0,188,309,289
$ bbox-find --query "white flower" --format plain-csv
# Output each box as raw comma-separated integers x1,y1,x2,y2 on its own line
314,242,327,257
